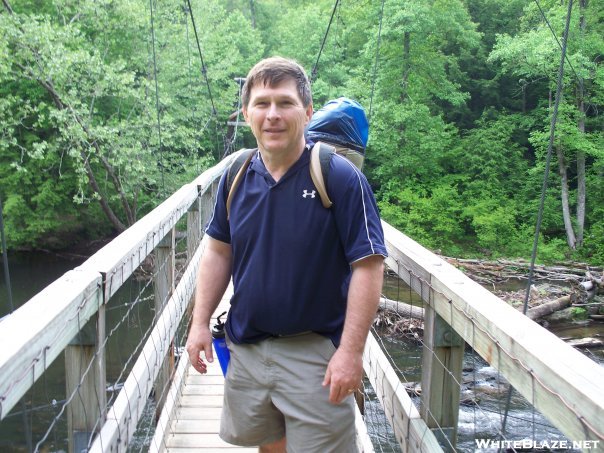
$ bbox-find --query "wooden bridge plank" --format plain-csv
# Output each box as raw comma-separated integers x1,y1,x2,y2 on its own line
166,449,257,453
178,394,224,407
181,384,226,396
172,407,223,420
170,419,222,433
150,293,237,452
165,433,248,448
186,375,226,384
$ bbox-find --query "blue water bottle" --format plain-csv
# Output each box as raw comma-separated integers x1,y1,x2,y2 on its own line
212,311,230,377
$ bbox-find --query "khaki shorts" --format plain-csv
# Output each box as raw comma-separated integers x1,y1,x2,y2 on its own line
220,332,358,453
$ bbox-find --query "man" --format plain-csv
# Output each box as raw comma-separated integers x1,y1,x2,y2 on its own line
186,56,387,453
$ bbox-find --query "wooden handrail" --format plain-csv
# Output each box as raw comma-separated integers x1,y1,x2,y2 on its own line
382,221,604,444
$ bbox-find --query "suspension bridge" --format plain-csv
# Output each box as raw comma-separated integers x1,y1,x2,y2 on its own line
0,151,602,452
1,0,603,449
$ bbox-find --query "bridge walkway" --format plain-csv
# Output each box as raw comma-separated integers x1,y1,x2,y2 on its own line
154,286,373,452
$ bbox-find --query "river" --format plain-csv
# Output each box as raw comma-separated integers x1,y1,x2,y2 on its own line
1,251,157,452
372,272,604,452
1,252,602,452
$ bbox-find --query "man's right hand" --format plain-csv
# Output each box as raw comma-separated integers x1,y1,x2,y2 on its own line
186,324,214,374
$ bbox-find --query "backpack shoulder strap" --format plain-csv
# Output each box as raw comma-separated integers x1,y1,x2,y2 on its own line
309,141,336,209
226,148,256,220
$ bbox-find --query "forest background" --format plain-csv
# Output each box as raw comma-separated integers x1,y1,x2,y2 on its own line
1,0,602,264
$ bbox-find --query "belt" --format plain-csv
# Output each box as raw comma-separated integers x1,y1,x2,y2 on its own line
271,331,313,338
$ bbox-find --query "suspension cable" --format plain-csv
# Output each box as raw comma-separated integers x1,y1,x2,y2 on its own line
148,0,165,194
0,196,14,314
230,79,243,154
533,0,579,82
186,0,217,116
500,0,574,444
368,0,385,121
522,0,573,330
310,0,340,83
0,195,33,452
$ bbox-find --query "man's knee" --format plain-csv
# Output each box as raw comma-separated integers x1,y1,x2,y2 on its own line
259,437,286,453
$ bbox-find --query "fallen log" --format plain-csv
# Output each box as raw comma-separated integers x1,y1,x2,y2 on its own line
565,337,604,349
379,297,425,320
444,257,603,287
525,295,571,320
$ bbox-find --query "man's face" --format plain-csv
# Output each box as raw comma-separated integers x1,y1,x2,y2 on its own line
243,79,313,155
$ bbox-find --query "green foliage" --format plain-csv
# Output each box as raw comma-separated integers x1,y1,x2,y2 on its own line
580,159,604,262
570,307,588,321
535,236,571,264
379,182,465,255
0,0,262,248
0,0,602,266
463,199,520,256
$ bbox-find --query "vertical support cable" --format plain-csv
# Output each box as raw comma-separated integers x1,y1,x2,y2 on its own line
0,195,33,452
0,196,14,314
186,0,217,116
310,0,340,83
369,0,385,121
186,0,220,159
522,0,573,316
149,0,165,195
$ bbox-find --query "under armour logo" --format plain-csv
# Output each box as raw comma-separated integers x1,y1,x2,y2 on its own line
302,190,316,199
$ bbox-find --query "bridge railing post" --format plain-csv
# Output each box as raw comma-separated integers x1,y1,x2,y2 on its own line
65,306,106,453
187,191,202,266
153,228,175,416
420,304,464,452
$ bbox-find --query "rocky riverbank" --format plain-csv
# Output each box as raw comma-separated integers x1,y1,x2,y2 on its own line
378,260,604,349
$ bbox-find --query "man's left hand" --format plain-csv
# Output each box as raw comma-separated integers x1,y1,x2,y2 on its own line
322,347,363,404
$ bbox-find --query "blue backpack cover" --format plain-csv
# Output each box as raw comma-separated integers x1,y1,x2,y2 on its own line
306,97,369,153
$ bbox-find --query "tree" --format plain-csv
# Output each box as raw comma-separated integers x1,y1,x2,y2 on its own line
489,0,604,252
0,0,261,248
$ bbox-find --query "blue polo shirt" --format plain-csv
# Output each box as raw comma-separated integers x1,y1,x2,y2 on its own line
205,144,387,345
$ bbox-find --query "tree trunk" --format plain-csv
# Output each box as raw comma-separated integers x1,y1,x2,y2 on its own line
401,31,410,101
556,144,577,249
2,0,13,13
566,337,604,349
576,149,586,247
249,0,256,28
575,0,587,247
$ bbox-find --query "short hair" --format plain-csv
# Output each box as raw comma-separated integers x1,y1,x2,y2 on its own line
241,57,312,108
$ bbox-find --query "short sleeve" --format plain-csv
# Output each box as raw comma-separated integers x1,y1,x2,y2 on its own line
327,154,388,263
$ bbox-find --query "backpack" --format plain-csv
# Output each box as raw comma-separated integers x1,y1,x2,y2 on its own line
306,97,369,170
225,97,369,218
